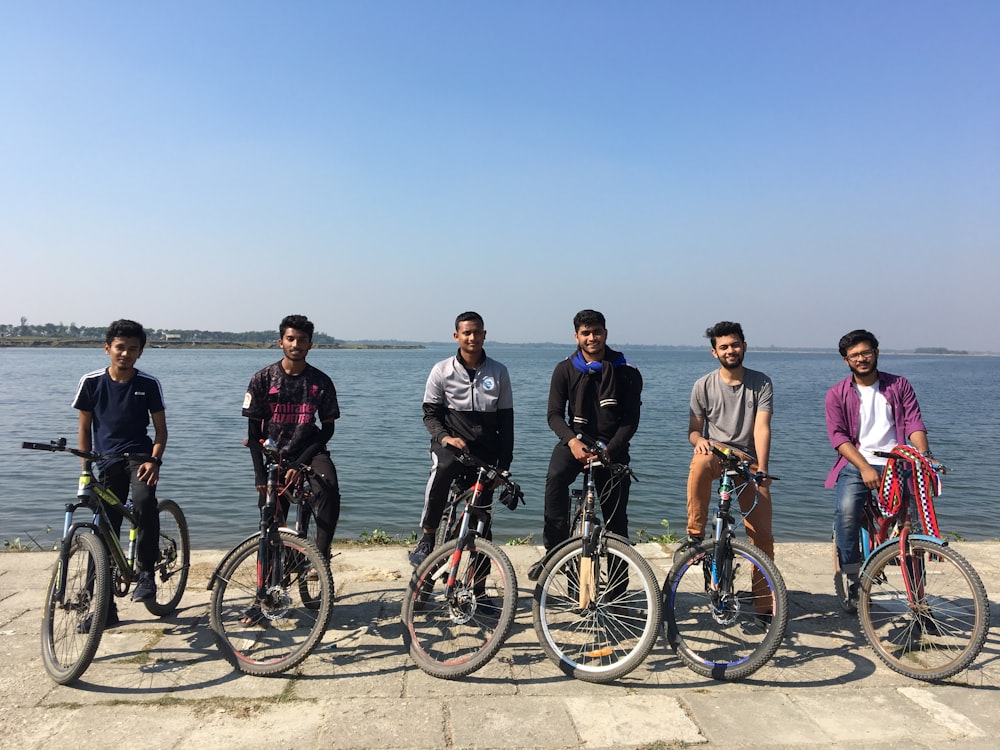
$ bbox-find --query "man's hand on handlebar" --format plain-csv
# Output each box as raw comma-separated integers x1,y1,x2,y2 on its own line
441,435,468,452
568,436,596,464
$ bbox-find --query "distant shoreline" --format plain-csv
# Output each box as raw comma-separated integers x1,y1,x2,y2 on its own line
0,338,990,356
0,338,424,350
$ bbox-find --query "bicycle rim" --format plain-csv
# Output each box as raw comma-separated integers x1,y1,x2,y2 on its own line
145,499,190,616
532,537,661,683
209,531,334,675
858,538,989,681
663,539,787,680
41,533,110,684
401,538,517,679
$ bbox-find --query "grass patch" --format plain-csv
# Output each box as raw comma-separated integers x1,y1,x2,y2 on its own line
636,519,681,544
344,529,417,546
505,535,533,546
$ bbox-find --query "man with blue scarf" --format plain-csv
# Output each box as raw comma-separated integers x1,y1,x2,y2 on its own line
542,309,643,550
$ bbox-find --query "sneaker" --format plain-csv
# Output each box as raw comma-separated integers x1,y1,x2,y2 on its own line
132,571,157,602
408,539,434,568
77,602,119,633
673,535,703,566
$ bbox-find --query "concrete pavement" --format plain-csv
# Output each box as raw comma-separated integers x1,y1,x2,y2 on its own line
2,540,999,750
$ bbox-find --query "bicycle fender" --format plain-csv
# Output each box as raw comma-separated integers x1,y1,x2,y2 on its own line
861,534,948,576
206,530,264,591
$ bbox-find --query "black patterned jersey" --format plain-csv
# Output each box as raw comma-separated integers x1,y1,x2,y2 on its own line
242,361,340,459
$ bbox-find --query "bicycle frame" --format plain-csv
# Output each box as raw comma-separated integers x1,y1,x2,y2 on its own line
442,463,493,600
52,459,144,602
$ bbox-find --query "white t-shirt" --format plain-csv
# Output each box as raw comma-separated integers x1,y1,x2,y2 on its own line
857,382,896,465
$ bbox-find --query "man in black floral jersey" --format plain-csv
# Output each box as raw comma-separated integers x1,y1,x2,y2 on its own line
242,314,341,560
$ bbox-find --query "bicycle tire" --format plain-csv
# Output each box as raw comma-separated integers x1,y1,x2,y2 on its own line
532,536,661,683
832,531,856,615
401,537,517,679
663,539,788,680
209,530,334,675
434,500,460,549
144,499,190,616
858,538,989,681
296,552,334,611
41,532,110,684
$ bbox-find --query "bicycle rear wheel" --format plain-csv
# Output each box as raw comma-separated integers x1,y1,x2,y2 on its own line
434,499,461,549
144,498,190,616
663,539,787,680
41,532,110,684
532,536,661,683
209,531,334,675
858,538,989,681
401,538,517,679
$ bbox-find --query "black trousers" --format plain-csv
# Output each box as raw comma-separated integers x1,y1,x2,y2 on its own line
542,443,630,550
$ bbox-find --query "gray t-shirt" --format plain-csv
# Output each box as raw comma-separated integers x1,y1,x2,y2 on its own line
689,368,773,457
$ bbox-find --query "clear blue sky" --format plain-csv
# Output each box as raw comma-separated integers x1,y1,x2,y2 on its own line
2,2,997,350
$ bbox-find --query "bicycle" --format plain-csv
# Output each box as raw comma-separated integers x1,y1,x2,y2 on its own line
22,438,190,685
400,452,523,679
208,439,334,675
529,435,661,683
835,446,989,681
662,443,788,680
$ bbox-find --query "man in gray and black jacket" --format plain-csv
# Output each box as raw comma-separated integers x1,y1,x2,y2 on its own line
409,311,515,566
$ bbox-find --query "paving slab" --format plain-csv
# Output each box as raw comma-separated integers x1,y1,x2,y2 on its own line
2,541,1000,749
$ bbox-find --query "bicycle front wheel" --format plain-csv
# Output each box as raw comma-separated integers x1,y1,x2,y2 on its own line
532,536,661,683
41,532,110,684
858,538,989,681
209,531,334,675
663,539,787,680
144,498,190,616
401,538,517,679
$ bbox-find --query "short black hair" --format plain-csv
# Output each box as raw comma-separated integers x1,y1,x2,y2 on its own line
455,311,485,330
838,329,879,358
573,309,606,331
705,321,744,348
280,314,315,341
105,319,147,349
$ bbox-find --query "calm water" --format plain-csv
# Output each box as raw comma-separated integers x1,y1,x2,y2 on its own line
1,345,997,550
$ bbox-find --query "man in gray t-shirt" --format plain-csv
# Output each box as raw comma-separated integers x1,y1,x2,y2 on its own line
680,321,775,563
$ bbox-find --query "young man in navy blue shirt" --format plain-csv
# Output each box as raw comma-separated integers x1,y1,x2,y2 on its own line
73,319,167,624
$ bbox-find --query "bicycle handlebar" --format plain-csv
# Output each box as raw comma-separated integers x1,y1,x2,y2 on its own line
453,451,525,510
243,438,315,474
872,449,948,474
574,433,636,480
710,443,780,482
22,438,157,465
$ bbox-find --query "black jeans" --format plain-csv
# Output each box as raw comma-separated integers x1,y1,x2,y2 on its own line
102,458,160,572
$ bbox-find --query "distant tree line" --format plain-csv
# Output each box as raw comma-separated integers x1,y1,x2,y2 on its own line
0,319,337,345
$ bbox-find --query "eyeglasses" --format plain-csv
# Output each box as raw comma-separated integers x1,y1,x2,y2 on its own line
845,349,875,362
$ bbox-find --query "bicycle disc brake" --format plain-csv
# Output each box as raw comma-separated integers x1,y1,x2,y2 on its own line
261,585,292,620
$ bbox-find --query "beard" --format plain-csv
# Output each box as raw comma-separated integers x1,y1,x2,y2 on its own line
848,355,879,379
719,354,744,371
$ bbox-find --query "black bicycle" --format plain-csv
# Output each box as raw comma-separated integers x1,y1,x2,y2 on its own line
662,443,788,680
529,435,661,683
208,439,334,675
22,438,190,684
401,453,523,679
